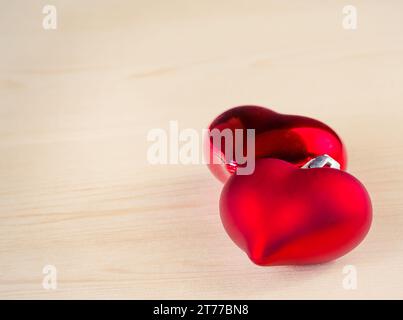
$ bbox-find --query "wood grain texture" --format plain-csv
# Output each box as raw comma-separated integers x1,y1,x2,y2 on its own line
0,0,403,299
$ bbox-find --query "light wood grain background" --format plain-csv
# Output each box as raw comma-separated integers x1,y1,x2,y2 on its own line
0,0,403,299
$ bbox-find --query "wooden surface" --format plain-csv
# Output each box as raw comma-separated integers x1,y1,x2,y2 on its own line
1,0,403,299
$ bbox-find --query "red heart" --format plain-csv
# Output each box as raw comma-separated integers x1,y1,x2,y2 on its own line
220,158,372,266
206,106,347,182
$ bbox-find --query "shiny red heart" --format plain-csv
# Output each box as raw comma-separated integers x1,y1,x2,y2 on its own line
206,105,347,182
220,158,372,266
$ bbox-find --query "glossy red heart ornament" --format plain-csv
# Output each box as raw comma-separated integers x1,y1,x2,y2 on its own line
206,106,347,182
220,158,372,266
